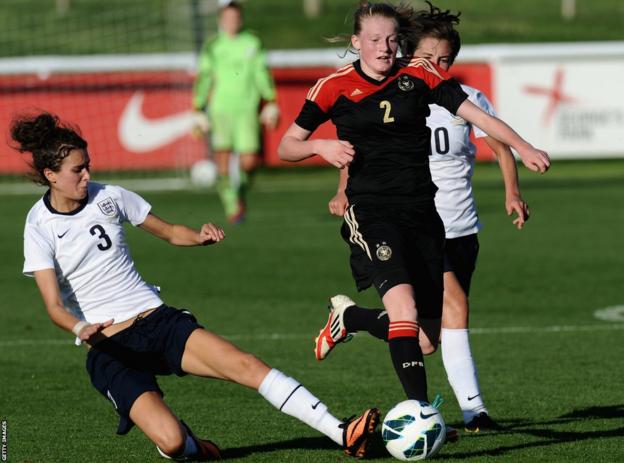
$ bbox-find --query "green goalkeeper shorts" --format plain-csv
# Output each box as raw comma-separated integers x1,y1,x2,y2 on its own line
209,108,260,154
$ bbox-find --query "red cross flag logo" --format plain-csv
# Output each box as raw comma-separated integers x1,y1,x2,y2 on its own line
523,68,577,125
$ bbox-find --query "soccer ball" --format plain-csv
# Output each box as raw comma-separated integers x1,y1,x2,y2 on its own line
382,400,446,461
190,159,218,187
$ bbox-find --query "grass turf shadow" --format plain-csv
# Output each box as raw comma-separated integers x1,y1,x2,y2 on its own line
442,404,624,459
219,436,337,459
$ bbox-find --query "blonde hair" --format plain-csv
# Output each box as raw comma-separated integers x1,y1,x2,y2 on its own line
327,2,417,56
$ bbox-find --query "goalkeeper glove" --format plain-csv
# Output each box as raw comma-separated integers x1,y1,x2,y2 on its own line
259,102,280,130
191,110,211,138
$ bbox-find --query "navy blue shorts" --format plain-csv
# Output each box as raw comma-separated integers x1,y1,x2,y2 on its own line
443,234,479,296
86,304,202,435
341,203,445,319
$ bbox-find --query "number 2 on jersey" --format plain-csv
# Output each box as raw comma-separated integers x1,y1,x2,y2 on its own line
89,224,112,251
379,100,395,123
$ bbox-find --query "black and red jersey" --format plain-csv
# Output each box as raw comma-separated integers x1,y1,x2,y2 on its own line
295,58,468,207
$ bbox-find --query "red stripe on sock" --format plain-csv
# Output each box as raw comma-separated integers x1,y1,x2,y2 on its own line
388,321,419,340
389,322,418,328
389,321,418,328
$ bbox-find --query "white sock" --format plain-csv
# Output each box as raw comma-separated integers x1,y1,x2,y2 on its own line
441,328,488,423
258,368,343,445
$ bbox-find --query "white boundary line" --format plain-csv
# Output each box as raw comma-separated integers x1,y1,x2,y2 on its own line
1,323,622,348
594,305,624,322
1,42,623,76
0,177,334,196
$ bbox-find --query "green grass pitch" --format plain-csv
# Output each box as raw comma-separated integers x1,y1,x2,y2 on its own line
1,160,623,462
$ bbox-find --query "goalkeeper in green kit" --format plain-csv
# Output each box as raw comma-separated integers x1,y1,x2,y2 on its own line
192,0,279,223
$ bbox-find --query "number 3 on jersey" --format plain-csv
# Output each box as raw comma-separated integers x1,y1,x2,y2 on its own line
379,100,395,123
90,224,112,251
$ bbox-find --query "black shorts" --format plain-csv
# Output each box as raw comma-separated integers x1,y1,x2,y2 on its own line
341,203,445,319
86,304,202,435
443,234,479,296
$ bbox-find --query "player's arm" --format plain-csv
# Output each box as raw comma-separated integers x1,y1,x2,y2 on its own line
33,269,113,343
456,100,550,173
192,43,214,111
254,48,280,129
254,48,276,102
253,49,280,130
329,168,350,216
278,122,355,168
484,136,530,229
191,43,214,135
139,212,225,246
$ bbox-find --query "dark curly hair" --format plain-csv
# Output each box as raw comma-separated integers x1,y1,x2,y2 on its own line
10,112,87,186
403,1,462,63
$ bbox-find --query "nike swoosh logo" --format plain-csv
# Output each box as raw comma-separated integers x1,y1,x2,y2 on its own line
311,400,322,410
467,394,480,401
420,411,438,419
118,91,196,153
57,229,70,238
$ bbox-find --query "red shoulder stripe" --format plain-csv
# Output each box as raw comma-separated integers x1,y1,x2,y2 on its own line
405,57,446,81
307,64,355,102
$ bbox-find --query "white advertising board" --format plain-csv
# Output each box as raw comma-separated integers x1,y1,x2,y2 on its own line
492,43,624,159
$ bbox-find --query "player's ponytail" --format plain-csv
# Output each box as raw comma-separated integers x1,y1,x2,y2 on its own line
10,112,87,186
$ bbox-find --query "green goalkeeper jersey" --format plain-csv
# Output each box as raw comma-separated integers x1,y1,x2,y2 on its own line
193,30,276,113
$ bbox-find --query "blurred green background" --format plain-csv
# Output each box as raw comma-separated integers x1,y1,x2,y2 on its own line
1,0,623,56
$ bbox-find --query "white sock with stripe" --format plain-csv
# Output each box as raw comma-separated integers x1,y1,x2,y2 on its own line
258,368,343,445
441,328,488,423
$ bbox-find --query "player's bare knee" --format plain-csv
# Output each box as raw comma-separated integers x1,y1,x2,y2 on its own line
387,303,418,321
239,153,257,172
236,351,259,369
233,352,269,385
154,425,185,457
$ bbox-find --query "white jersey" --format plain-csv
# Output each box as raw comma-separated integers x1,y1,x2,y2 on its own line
23,182,163,325
427,84,496,238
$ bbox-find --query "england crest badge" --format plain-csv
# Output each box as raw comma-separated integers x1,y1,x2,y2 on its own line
97,197,117,216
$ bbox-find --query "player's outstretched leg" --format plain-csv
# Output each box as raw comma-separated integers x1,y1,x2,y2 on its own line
259,369,380,458
182,329,380,457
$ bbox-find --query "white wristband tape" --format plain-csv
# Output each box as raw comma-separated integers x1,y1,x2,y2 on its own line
72,321,89,337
